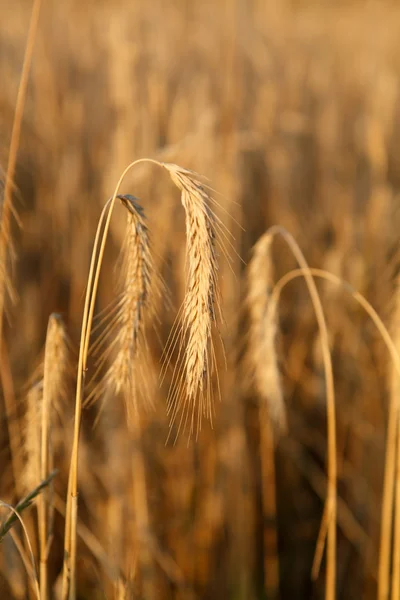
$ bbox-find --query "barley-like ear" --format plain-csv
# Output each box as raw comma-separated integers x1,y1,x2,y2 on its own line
91,195,153,421
162,163,219,436
246,232,286,434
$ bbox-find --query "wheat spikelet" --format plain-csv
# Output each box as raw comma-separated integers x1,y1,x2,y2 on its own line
246,232,286,434
93,195,153,420
162,163,219,435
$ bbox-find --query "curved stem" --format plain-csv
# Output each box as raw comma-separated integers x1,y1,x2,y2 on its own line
272,266,400,597
265,227,337,600
63,158,162,600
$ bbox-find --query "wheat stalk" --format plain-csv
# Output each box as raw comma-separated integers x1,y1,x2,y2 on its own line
387,278,400,600
63,159,220,599
268,267,400,600
255,227,337,600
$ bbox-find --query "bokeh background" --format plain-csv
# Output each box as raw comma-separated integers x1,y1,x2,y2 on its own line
1,0,400,598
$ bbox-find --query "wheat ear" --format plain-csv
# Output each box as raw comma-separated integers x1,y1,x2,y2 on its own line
246,232,286,433
91,195,153,421
162,163,219,437
38,314,68,600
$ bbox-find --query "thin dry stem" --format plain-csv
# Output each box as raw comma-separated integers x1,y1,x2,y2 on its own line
262,226,337,600
270,266,400,597
387,278,400,600
0,502,40,600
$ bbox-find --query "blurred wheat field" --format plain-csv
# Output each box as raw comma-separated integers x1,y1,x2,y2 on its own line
1,0,400,598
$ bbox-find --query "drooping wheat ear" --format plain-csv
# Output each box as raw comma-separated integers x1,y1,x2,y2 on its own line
92,195,153,421
162,163,219,435
246,232,286,434
39,313,68,600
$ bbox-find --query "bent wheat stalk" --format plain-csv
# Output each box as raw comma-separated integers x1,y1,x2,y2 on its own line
62,159,220,599
270,266,400,599
254,227,337,600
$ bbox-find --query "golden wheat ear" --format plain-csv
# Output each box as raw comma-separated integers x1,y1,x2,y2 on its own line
24,313,68,490
161,163,220,438
245,232,287,435
88,194,154,422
